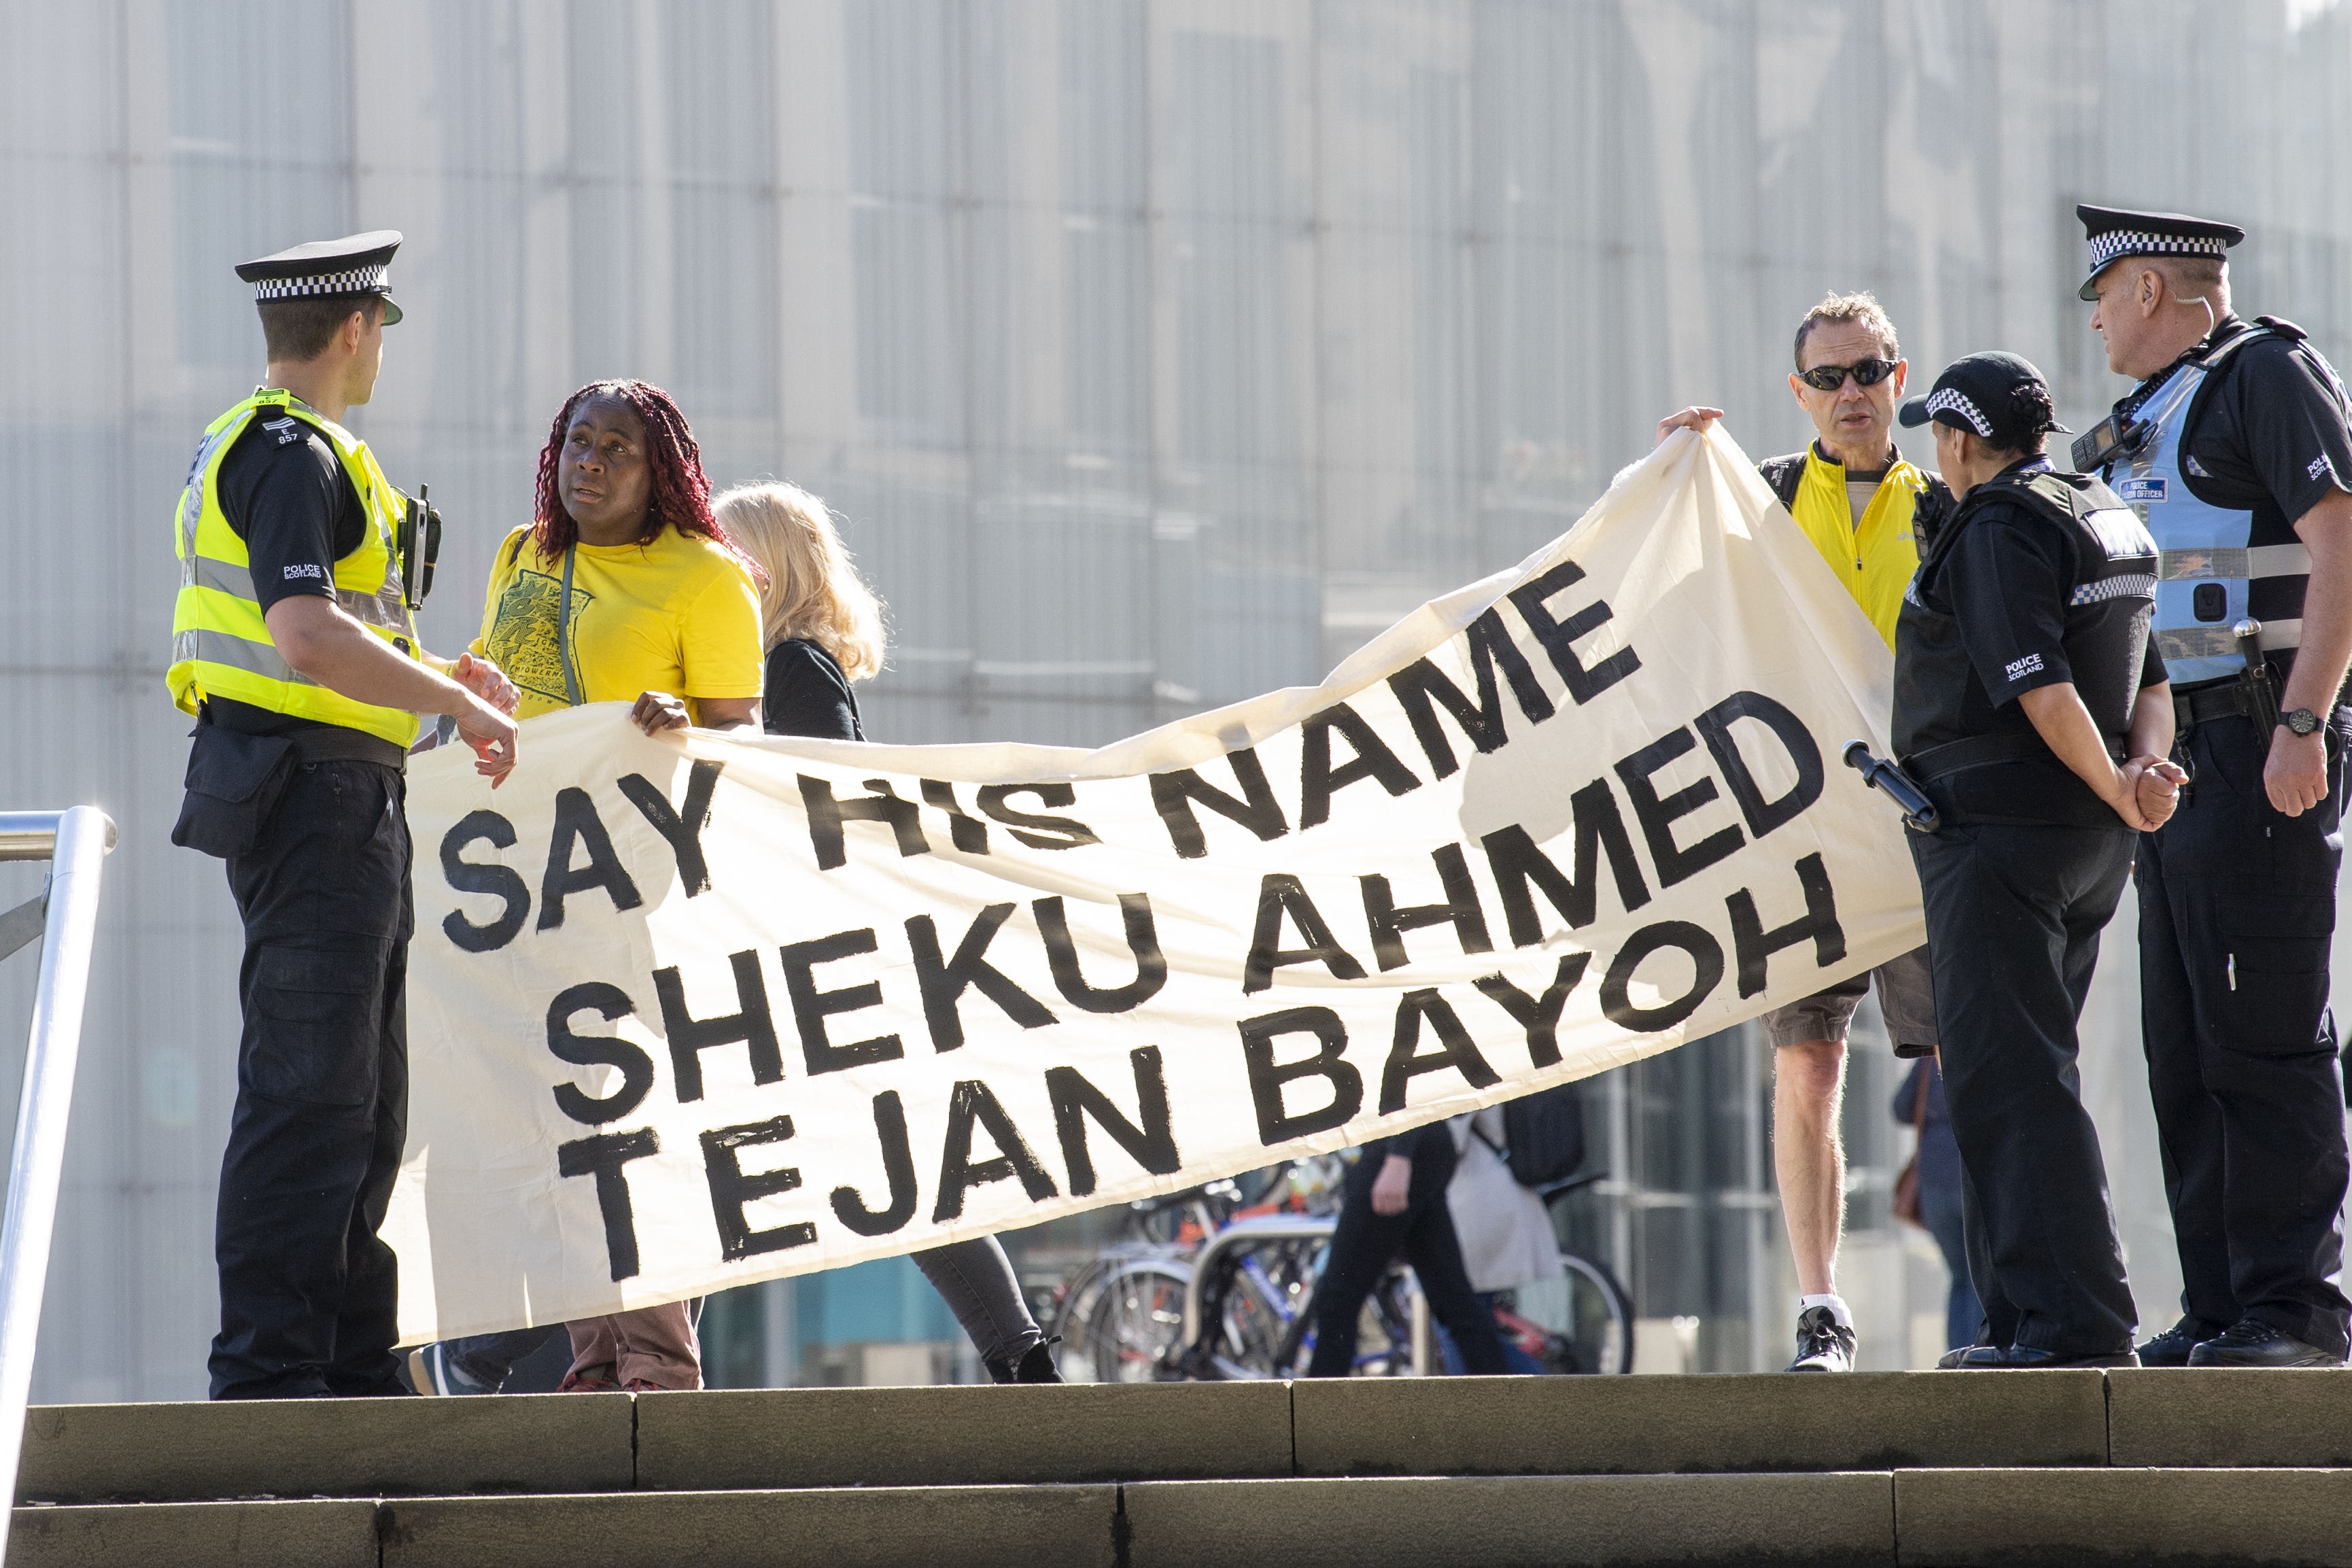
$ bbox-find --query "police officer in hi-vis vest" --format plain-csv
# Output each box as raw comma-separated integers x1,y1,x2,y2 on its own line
2075,205,2352,1370
168,232,519,1399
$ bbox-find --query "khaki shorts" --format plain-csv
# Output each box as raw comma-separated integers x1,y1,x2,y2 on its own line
1763,945,1939,1058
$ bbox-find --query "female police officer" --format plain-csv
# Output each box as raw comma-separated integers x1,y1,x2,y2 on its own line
1890,353,2181,1367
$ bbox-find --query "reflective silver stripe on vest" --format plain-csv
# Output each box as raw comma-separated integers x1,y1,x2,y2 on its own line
2155,619,2304,663
185,553,249,597
186,554,407,643
2158,542,2313,581
171,626,317,689
341,578,407,633
178,419,241,559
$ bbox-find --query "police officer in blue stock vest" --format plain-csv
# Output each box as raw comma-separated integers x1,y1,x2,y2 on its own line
167,232,519,1398
2076,204,2352,1370
1890,352,2179,1369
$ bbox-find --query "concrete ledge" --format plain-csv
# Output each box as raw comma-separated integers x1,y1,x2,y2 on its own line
635,1381,1293,1489
2107,1367,2352,1467
17,1393,635,1503
378,1485,1118,1568
1123,1473,1896,1567
1895,1467,2352,1566
8,1499,378,1568
1292,1372,2105,1476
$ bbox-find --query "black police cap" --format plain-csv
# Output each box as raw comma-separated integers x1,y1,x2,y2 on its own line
235,230,404,325
1898,352,2071,447
2075,204,2243,301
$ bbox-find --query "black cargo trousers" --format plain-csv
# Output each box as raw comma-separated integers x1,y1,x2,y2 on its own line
2138,708,2352,1358
209,757,412,1399
1909,819,2139,1359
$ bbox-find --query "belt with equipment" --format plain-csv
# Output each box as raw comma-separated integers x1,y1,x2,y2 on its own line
2171,671,2352,737
2173,679,2272,733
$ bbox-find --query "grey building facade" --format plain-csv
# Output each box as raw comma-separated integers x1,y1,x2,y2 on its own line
3,0,2349,1397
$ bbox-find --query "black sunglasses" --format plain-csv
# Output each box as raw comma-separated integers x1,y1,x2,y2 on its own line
1797,357,1899,392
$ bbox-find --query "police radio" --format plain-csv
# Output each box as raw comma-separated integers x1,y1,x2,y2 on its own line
398,484,442,610
2069,412,2152,476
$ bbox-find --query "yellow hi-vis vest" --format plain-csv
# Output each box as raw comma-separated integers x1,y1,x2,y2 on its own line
167,391,423,749
1786,447,1933,651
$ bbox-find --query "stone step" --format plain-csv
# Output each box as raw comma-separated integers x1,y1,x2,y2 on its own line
15,1469,2352,1568
20,1370,2352,1506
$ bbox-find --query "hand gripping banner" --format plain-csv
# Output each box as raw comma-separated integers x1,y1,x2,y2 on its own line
385,427,1925,1342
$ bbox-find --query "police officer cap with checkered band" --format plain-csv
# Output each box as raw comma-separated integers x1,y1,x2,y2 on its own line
235,230,404,326
2074,205,2245,302
1898,352,2071,450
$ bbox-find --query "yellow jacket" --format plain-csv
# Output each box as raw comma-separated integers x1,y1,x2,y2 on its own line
1761,445,1948,651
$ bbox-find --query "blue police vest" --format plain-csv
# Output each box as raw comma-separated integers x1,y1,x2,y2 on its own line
2109,327,2312,686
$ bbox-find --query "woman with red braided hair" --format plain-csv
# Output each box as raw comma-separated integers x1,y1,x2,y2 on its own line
474,379,765,737
423,381,764,1395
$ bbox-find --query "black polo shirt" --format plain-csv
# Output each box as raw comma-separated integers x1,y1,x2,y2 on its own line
1893,456,2165,828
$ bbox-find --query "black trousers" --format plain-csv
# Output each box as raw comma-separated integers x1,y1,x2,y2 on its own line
1911,820,2138,1357
2138,710,2351,1357
211,759,413,1399
1306,1135,1508,1376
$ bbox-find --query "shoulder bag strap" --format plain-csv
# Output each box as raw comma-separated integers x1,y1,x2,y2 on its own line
557,542,584,708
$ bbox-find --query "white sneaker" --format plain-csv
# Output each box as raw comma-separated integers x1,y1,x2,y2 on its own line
1786,1305,1856,1372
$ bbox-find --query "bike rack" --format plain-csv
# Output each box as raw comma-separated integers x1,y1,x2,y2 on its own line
0,809,115,1567
1175,1213,1445,1378
1178,1215,1337,1359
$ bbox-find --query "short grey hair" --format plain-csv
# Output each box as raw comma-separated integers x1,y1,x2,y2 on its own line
1793,290,1901,369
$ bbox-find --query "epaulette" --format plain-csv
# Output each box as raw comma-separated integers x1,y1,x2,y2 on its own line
2254,314,2308,342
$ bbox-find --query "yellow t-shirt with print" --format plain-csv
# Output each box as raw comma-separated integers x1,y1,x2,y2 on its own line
470,525,765,722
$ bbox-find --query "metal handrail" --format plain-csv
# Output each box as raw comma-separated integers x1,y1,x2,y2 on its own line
0,808,115,1567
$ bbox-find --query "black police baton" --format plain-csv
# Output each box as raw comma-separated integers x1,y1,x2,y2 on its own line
1841,741,1941,834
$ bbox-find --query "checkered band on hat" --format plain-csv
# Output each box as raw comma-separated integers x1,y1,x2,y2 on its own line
252,264,389,303
2085,228,2229,277
1924,387,1992,438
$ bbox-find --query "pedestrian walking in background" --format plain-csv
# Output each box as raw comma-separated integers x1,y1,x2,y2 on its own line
1890,1058,1979,1354
1440,1108,1563,1375
1305,1127,1510,1376
717,480,1062,1384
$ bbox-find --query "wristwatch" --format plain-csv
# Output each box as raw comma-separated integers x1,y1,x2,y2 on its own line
2280,708,2322,737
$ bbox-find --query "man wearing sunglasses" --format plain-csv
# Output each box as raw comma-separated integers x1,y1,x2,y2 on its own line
1657,292,1952,1374
2077,204,2352,1370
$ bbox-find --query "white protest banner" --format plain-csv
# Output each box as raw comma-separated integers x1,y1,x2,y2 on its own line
385,427,1925,1343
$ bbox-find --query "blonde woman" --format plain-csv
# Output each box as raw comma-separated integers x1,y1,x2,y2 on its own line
716,482,1060,1383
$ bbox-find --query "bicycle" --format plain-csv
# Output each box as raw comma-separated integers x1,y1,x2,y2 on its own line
1048,1164,1318,1383
1176,1169,1636,1379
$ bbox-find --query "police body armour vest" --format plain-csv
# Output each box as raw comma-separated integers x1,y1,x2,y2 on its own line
167,391,423,748
1946,466,2160,741
2107,326,2310,687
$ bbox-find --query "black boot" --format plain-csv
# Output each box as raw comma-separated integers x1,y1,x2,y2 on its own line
984,1338,1063,1384
2136,1318,2220,1368
2187,1319,2345,1368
